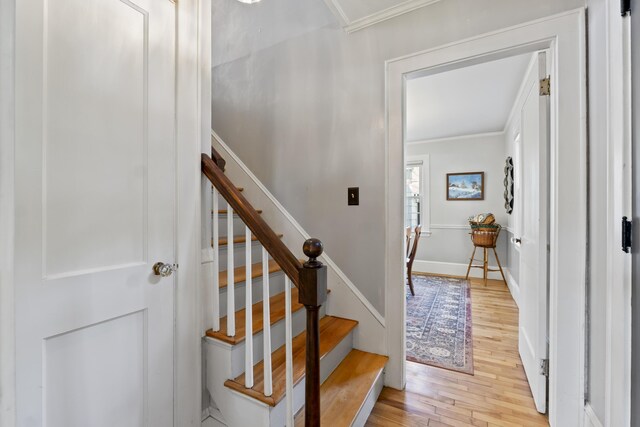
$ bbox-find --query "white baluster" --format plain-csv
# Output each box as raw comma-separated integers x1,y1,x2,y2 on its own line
226,205,235,336
262,247,273,396
244,225,254,388
285,276,294,427
212,189,220,332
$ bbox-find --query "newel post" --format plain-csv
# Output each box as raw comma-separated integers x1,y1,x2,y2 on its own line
299,238,327,427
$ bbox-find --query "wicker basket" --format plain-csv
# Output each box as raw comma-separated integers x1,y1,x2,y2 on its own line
470,224,501,248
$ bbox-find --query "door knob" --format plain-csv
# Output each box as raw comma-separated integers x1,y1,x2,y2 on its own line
153,262,177,277
512,237,522,244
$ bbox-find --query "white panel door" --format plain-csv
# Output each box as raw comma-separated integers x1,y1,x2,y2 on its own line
517,51,549,414
15,0,176,425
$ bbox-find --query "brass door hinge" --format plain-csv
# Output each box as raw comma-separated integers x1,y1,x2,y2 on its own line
539,77,551,96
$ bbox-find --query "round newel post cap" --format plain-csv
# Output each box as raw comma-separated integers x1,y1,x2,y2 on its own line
303,238,323,268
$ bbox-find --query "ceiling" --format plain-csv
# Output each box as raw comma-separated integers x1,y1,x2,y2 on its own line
405,53,534,143
323,0,441,32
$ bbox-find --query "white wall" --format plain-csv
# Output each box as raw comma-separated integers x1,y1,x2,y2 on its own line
406,133,508,276
211,0,585,315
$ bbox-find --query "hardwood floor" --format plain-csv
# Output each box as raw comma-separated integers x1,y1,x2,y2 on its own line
366,275,549,427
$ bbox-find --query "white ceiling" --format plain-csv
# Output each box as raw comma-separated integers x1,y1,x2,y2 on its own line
405,53,534,142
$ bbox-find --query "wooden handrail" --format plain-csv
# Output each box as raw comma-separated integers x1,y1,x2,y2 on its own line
202,153,303,286
202,151,327,426
211,146,226,171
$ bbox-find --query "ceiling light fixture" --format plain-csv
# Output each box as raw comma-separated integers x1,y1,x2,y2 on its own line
236,0,261,3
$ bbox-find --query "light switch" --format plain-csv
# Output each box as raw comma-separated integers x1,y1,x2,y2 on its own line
348,187,359,206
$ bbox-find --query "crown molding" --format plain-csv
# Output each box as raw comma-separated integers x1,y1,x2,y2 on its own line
323,0,442,34
406,130,505,145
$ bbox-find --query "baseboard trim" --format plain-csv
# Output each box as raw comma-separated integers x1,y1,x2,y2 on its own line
212,131,385,327
583,404,604,427
504,268,520,307
412,260,504,281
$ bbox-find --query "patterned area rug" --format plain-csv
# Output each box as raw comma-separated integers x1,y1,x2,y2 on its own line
406,275,474,375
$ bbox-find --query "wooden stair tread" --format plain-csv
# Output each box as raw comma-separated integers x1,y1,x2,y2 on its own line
215,233,283,247
215,209,262,215
294,350,388,426
225,316,358,407
206,287,304,345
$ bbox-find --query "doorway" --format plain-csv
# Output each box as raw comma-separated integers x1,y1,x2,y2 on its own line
402,49,551,414
385,10,587,426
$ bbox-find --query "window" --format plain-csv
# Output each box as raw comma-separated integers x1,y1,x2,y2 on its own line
405,154,429,231
405,162,422,229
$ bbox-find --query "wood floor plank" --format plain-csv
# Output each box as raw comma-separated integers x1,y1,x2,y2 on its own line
365,276,549,427
224,316,358,406
295,350,388,426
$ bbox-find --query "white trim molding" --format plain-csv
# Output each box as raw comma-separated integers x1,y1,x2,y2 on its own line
504,268,520,308
429,224,468,230
406,131,505,146
175,0,209,424
0,0,15,424
406,153,431,233
412,260,504,281
603,0,633,424
211,131,386,328
584,404,604,427
323,0,442,34
385,10,587,426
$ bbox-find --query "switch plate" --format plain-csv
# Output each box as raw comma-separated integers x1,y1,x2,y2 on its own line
348,187,359,206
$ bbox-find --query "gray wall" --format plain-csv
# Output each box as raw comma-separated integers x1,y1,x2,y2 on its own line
586,0,608,420
211,0,584,315
406,134,508,268
631,1,640,425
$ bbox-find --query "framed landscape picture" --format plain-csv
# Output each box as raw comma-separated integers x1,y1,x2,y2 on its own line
446,172,484,200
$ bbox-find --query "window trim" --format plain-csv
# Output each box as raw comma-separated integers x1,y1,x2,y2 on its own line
405,154,431,235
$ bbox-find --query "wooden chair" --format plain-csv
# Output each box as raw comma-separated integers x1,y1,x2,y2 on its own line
406,225,422,296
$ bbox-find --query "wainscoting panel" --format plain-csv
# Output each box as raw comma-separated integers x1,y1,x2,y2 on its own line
42,0,148,279
44,311,146,427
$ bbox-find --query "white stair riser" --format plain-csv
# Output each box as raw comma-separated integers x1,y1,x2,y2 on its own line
217,273,286,317
217,242,264,269
205,305,312,379
268,329,354,427
228,305,328,378
215,215,249,237
203,339,270,427
351,368,385,427
204,322,354,427
227,307,309,379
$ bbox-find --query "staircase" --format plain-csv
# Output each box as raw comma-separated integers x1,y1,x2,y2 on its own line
202,151,387,427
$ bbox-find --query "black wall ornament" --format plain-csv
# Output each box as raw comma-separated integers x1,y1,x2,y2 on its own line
504,157,514,214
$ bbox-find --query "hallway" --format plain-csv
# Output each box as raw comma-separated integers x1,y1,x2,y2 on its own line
366,276,549,426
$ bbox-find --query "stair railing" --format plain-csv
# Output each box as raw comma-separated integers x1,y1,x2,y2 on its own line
202,152,327,427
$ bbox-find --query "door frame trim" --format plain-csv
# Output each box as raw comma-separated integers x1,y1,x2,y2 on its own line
384,9,587,425
0,0,16,424
175,0,209,424
603,0,632,425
